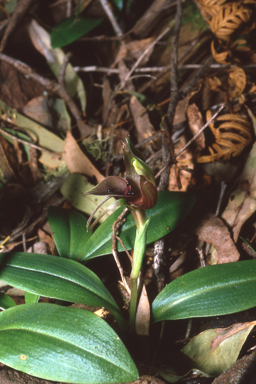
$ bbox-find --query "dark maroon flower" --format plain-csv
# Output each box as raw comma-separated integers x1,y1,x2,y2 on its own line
86,137,158,210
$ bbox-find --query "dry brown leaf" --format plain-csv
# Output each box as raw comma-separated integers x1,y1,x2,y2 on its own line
29,147,44,181
130,95,154,144
169,134,193,191
38,228,55,254
228,67,246,99
173,97,188,126
194,213,240,263
222,139,256,242
210,3,252,41
112,38,154,68
0,135,18,182
102,77,115,126
135,284,150,336
63,131,104,183
187,103,205,154
205,73,223,92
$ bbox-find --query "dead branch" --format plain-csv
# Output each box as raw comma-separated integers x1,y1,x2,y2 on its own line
0,52,93,136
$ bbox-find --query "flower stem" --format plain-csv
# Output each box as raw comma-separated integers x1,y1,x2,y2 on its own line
129,210,150,333
129,277,138,334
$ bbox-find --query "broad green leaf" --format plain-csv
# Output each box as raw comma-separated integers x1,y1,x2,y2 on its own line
153,260,256,322
48,206,92,260
0,99,65,169
182,321,256,376
81,191,196,260
0,252,124,329
60,173,116,220
25,292,40,304
0,293,16,310
0,303,138,383
51,16,103,49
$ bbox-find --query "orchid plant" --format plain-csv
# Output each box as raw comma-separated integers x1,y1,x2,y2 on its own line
85,136,158,332
0,137,255,383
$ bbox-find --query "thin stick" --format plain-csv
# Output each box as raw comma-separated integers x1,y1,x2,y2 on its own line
0,52,92,136
116,236,133,264
111,208,130,295
120,27,171,89
0,126,59,154
85,196,112,231
174,104,225,160
99,0,123,37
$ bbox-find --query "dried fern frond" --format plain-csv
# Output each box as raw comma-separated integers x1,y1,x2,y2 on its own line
197,0,227,21
211,39,231,64
249,84,256,94
210,3,252,41
205,75,223,92
228,66,246,99
197,111,252,162
211,38,256,64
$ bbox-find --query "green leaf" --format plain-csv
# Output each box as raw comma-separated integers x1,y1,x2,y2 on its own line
112,0,123,11
4,0,17,14
0,252,124,329
182,322,256,376
0,99,65,169
0,303,138,383
25,292,40,304
132,218,150,278
0,293,16,310
48,207,92,260
51,16,103,49
81,191,195,260
153,260,256,322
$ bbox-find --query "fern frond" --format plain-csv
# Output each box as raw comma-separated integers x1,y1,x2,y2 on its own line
197,112,252,163
210,3,252,41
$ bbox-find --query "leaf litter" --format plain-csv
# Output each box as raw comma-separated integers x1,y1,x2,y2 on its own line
0,0,256,383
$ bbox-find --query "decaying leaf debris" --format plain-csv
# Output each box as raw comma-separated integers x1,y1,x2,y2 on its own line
0,0,256,383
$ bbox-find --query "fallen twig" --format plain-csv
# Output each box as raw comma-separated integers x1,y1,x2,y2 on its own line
0,52,93,136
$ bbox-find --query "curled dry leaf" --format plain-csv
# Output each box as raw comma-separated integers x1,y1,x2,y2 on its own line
197,112,252,163
63,131,104,183
194,213,240,263
228,67,246,100
222,139,256,242
205,74,223,92
209,3,252,41
187,103,205,154
211,40,230,64
169,134,193,192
